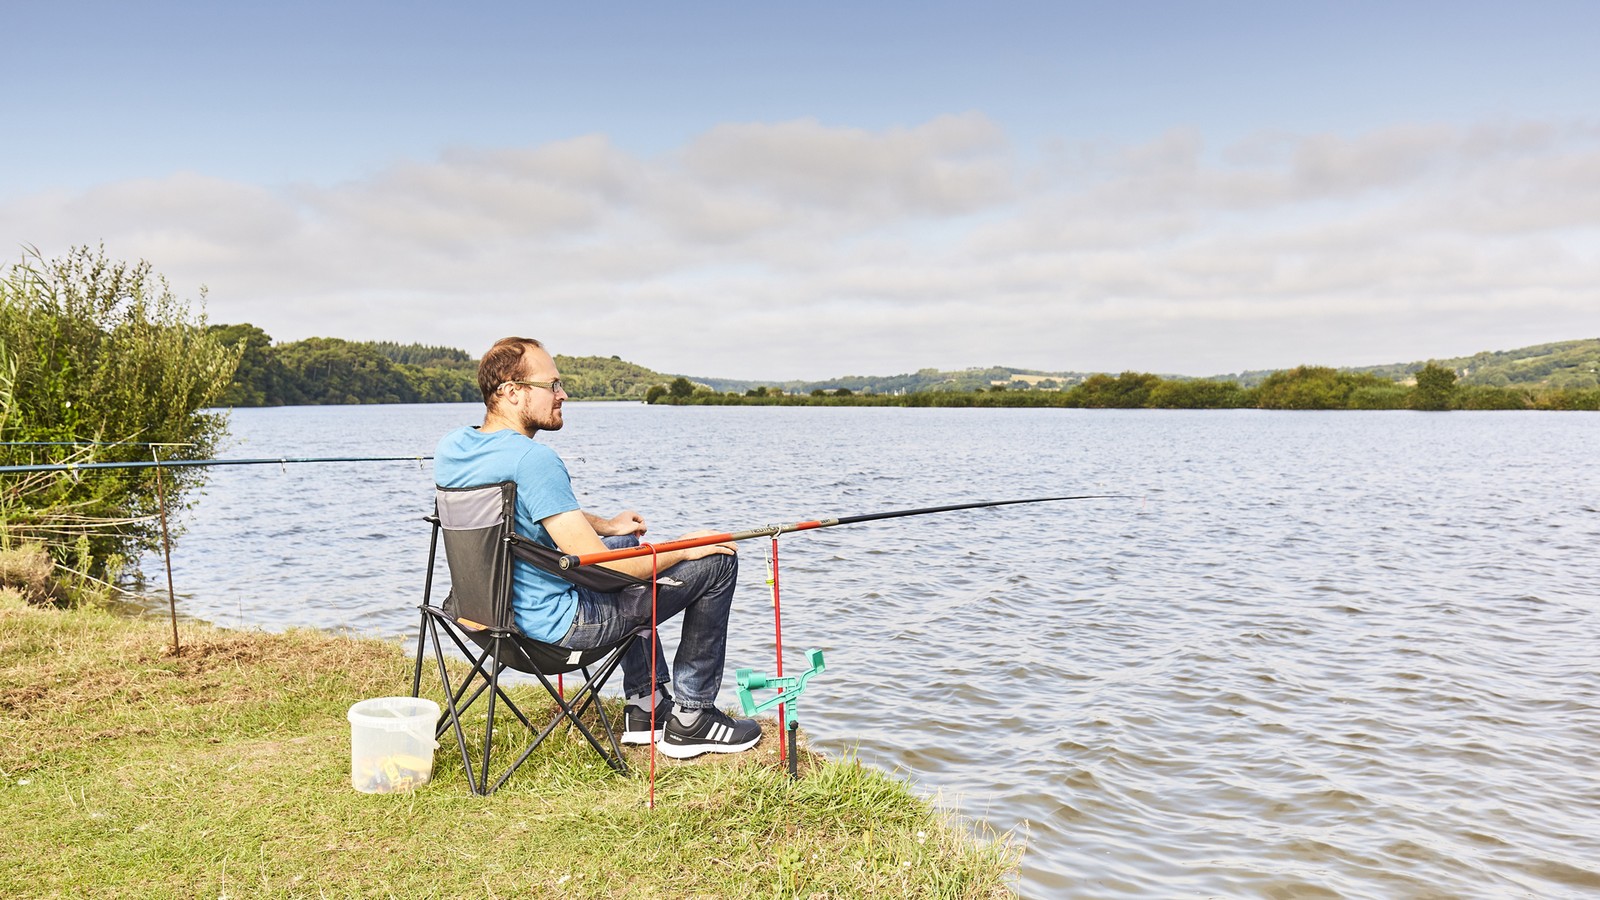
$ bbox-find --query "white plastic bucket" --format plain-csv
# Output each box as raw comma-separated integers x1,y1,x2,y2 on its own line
347,696,440,794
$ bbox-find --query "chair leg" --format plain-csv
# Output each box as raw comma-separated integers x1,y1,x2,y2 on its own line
411,607,428,699
426,611,481,795
422,618,640,793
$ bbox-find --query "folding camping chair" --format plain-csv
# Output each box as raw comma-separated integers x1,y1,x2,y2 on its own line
411,481,650,795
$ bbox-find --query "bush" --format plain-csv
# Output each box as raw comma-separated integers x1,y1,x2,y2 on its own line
1411,362,1458,411
0,246,239,583
1348,384,1412,410
1456,385,1530,410
0,541,63,605
1147,379,1253,409
1070,372,1160,408
1255,366,1392,410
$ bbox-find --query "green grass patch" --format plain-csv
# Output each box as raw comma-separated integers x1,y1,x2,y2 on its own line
0,594,1016,898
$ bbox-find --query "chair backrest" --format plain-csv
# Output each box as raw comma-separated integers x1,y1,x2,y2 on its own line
433,482,651,636
434,482,518,632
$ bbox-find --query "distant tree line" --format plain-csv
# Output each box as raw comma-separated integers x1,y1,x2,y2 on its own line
647,365,1600,411
208,326,669,406
208,325,480,406
208,325,1600,411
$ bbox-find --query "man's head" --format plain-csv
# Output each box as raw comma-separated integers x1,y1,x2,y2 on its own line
478,336,568,434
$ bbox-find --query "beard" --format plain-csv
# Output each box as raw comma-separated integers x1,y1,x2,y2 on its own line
525,405,564,433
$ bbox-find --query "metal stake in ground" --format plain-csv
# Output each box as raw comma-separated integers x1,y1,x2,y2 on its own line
150,444,185,654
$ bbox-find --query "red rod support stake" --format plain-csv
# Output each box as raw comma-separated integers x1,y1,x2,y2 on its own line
768,536,786,765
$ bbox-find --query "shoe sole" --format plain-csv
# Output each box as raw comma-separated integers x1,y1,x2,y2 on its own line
620,729,663,745
656,733,761,759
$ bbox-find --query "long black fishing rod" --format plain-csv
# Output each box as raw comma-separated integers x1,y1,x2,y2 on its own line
558,494,1121,569
0,455,432,474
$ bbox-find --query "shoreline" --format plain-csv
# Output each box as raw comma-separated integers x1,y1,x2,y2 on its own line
0,593,1018,898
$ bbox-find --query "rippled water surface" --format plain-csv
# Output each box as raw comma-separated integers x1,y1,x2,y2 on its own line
138,404,1600,898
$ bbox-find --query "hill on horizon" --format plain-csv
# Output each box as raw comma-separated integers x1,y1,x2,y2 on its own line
215,326,1599,404
675,337,1600,396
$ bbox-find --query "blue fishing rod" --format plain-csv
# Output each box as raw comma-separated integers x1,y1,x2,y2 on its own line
0,455,432,474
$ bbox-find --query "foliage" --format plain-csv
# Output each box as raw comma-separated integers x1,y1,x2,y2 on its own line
645,362,1592,412
205,325,1600,412
553,354,669,401
208,323,305,406
1455,385,1531,410
1531,387,1600,411
1347,384,1412,410
1254,366,1393,410
209,328,480,406
274,337,424,404
0,246,239,581
1073,371,1161,408
1410,362,1458,411
368,340,473,368
1147,378,1255,409
1348,338,1600,390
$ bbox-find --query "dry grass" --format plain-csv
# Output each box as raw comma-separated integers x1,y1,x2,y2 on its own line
0,541,61,605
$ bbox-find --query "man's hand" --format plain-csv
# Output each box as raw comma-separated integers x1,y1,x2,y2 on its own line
547,512,729,580
589,510,646,537
675,529,737,559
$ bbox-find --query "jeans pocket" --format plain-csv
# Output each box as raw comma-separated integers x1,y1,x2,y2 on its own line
617,584,653,623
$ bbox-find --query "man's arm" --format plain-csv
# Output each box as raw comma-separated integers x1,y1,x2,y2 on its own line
586,509,646,538
544,510,733,580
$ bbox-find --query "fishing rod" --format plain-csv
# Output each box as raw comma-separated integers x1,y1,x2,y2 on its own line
558,494,1120,570
0,455,432,474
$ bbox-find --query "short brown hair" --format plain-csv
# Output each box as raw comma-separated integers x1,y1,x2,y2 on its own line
477,336,544,405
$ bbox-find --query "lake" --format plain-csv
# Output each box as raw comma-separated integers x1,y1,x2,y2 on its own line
134,403,1600,898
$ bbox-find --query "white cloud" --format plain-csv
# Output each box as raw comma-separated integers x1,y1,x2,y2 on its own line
3,114,1597,379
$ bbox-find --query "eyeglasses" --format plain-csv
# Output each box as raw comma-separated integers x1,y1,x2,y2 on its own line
499,379,566,395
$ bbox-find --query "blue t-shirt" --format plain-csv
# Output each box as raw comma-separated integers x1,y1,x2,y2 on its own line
433,426,581,642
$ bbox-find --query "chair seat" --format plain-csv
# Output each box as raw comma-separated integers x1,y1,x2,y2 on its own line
451,613,628,675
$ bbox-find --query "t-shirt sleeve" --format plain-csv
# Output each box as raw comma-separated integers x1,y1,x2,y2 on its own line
514,443,581,530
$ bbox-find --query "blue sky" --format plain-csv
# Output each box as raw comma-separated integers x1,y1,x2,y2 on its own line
5,1,1598,379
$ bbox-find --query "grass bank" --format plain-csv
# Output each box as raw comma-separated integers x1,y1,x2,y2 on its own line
0,591,1016,898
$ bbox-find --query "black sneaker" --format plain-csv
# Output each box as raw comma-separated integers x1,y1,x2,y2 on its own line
621,694,674,745
659,707,762,759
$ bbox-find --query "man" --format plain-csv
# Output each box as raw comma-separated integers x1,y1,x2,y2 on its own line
434,336,762,759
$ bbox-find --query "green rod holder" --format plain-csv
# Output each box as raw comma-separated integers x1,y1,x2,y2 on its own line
736,649,826,778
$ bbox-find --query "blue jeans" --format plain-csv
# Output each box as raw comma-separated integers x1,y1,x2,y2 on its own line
555,535,739,711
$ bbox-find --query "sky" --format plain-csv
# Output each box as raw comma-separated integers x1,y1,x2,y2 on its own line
4,0,1598,380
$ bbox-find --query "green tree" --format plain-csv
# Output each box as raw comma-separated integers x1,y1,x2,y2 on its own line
669,377,694,399
274,338,419,405
209,323,304,406
0,246,239,580
1411,363,1458,411
1254,366,1392,410
1456,385,1530,410
1070,372,1161,408
1147,379,1252,409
